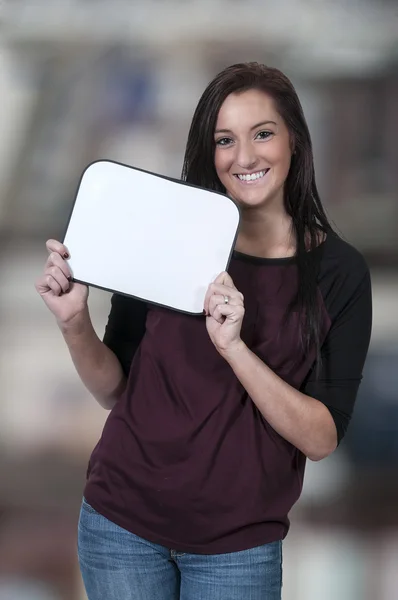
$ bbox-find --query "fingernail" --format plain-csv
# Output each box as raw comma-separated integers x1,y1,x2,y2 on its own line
63,252,69,259
203,309,207,316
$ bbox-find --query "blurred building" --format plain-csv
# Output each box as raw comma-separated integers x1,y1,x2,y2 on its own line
0,1,397,599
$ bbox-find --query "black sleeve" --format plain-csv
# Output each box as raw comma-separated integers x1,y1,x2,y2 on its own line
302,268,372,444
103,294,148,377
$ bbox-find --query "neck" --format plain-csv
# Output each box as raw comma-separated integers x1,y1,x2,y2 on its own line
235,204,295,259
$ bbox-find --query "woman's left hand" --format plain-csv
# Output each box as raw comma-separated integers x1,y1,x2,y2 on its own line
204,271,245,355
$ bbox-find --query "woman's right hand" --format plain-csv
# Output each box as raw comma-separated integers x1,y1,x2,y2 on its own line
35,239,89,326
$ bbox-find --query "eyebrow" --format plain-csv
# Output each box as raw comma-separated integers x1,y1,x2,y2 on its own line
214,120,277,135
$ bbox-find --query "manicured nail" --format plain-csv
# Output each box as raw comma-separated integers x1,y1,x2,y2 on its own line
63,252,69,259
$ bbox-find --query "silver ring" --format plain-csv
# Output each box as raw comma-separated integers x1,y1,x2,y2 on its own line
224,295,229,304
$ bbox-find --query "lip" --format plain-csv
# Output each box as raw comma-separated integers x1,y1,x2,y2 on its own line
233,168,270,185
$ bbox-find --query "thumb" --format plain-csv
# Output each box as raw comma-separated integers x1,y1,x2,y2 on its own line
214,271,236,288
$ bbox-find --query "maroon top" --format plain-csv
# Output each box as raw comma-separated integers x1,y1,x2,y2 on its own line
84,232,372,553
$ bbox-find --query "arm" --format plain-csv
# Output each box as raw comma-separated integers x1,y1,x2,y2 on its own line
61,294,148,410
222,343,337,461
36,239,147,410
60,306,127,411
205,267,372,461
35,239,126,410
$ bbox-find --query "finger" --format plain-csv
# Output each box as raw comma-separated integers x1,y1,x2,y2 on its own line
212,302,245,323
209,283,243,303
208,294,241,316
46,239,70,259
44,266,70,293
46,251,72,279
204,282,243,315
213,271,236,288
208,296,233,323
41,274,63,296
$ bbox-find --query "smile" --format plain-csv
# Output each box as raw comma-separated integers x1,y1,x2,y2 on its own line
234,169,269,183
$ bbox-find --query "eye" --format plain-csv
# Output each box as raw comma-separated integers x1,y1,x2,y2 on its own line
215,137,233,147
255,130,273,140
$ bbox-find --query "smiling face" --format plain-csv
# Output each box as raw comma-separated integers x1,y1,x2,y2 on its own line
214,89,293,210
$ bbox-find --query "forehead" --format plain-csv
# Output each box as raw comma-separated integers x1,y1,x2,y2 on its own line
215,89,279,130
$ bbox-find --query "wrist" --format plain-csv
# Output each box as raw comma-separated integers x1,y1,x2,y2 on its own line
219,339,248,364
57,307,90,336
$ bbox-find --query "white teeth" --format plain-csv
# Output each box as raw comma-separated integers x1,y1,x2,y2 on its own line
237,170,267,181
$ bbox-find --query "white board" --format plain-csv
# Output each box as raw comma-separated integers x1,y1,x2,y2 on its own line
63,160,240,314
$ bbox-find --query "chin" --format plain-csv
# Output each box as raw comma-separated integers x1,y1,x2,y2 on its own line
231,189,273,209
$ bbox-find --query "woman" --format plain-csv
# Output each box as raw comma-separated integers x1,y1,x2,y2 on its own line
35,62,372,599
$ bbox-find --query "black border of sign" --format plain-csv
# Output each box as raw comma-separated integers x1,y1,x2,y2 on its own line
62,159,241,317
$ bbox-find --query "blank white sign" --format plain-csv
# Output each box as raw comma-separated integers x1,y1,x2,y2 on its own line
63,160,240,314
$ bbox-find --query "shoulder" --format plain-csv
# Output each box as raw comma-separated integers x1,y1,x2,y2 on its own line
317,231,371,320
319,230,369,279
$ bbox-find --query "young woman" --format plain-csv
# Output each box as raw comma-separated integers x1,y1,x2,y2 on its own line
35,62,372,599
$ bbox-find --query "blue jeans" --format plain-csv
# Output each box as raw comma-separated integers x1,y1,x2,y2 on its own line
78,498,282,600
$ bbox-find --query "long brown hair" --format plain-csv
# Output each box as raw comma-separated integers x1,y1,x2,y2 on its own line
181,62,333,365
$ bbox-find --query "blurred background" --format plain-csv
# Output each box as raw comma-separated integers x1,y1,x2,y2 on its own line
1,0,398,598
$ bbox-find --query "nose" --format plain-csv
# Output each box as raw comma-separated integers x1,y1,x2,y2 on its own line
235,140,258,171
